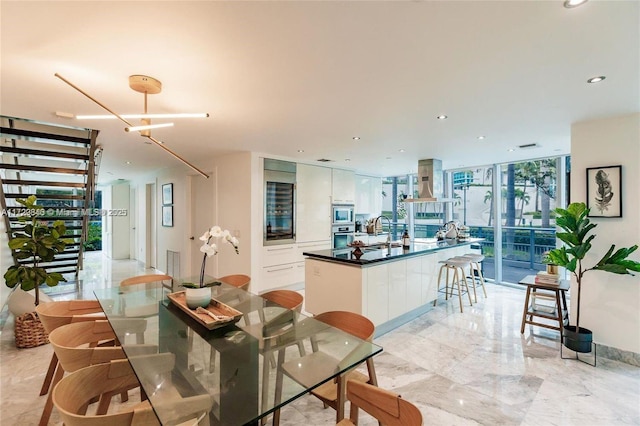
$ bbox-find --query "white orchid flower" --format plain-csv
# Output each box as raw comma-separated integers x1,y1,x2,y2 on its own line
200,242,218,257
209,226,223,237
199,231,211,242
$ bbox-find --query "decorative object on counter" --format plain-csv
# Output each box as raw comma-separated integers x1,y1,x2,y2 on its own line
182,225,240,309
586,165,621,217
4,196,71,348
402,227,410,249
351,247,364,259
457,225,470,241
545,202,640,360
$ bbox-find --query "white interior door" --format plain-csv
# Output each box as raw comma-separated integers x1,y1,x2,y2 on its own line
189,172,216,278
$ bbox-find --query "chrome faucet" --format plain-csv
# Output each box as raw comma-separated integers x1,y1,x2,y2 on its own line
374,215,392,245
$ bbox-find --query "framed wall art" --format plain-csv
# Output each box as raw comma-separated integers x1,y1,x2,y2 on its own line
586,165,621,217
162,205,174,227
162,183,173,205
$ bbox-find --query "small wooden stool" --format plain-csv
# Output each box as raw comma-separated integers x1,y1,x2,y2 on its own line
459,253,488,302
433,257,474,313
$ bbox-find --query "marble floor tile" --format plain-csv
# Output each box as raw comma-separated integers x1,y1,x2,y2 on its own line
1,251,639,425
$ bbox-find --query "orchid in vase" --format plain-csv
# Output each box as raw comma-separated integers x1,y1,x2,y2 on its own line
183,226,239,290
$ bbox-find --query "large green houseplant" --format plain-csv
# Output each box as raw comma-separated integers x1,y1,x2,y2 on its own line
545,202,640,352
4,195,70,307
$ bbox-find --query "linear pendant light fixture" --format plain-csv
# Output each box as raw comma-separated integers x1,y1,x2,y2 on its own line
55,73,209,178
77,113,209,120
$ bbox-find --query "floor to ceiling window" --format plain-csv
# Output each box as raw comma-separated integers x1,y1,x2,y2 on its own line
382,155,569,285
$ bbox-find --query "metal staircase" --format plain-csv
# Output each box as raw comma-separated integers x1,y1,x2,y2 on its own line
0,115,100,279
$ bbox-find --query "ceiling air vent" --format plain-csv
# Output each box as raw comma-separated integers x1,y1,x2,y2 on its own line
316,158,333,162
518,143,540,149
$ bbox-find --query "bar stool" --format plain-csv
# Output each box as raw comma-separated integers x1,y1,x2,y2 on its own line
433,257,474,313
456,253,488,303
464,253,487,302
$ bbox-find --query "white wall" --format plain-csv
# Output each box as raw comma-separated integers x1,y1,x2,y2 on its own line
571,113,640,353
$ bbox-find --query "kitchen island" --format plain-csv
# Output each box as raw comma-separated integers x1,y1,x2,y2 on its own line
303,238,484,336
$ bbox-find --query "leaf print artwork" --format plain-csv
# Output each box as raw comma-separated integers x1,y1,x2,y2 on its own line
594,169,614,214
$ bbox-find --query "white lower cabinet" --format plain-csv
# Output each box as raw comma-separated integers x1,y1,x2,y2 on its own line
258,240,330,293
365,264,389,325
259,263,298,292
387,261,407,320
406,257,423,311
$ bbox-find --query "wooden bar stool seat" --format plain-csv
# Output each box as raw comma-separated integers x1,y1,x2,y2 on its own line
433,257,474,313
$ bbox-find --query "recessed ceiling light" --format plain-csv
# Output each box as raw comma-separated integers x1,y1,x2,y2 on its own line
564,0,587,8
477,136,486,140
126,161,131,165
508,148,515,152
398,149,405,153
587,76,606,83
352,136,360,140
297,149,304,153
386,157,392,160
437,115,448,120
345,158,351,162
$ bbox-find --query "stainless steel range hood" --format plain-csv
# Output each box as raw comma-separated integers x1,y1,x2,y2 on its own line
403,158,455,203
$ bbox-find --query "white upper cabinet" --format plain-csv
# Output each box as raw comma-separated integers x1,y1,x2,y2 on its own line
297,164,332,242
331,168,355,204
355,174,382,216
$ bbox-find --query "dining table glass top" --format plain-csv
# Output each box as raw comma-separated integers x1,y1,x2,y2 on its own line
93,277,382,425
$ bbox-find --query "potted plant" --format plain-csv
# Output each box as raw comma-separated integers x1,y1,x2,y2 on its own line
182,225,239,309
545,202,640,353
4,195,71,347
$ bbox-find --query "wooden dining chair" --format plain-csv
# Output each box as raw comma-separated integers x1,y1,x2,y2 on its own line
272,311,378,426
218,274,251,291
52,356,212,426
336,380,423,426
39,319,154,426
35,300,106,397
119,274,172,319
120,273,173,288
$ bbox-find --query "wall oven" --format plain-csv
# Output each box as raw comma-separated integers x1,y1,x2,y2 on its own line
332,224,355,249
332,204,354,225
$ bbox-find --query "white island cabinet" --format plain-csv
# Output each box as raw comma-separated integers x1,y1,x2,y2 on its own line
304,239,482,335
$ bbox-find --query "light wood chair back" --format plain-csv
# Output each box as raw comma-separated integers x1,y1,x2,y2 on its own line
314,310,375,342
36,300,105,335
337,380,423,426
261,290,303,312
52,356,213,426
120,274,173,287
52,359,159,426
40,320,152,425
218,274,251,291
35,300,106,397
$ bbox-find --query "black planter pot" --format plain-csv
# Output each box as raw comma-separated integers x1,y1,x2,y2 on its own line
563,325,593,353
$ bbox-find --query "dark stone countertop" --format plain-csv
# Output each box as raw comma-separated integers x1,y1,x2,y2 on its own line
303,238,484,266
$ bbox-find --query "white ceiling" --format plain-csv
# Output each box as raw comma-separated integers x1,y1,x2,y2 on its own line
1,1,638,183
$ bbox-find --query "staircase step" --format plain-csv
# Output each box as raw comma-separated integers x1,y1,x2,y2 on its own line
0,163,88,175
45,267,79,275
1,180,86,188
4,193,85,200
0,146,90,161
0,127,92,145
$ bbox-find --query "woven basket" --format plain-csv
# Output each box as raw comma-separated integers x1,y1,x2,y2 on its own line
14,312,49,349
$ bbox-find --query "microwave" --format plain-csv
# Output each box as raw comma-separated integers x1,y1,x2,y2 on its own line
332,204,354,225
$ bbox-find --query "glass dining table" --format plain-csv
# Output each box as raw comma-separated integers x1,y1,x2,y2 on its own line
93,277,382,426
